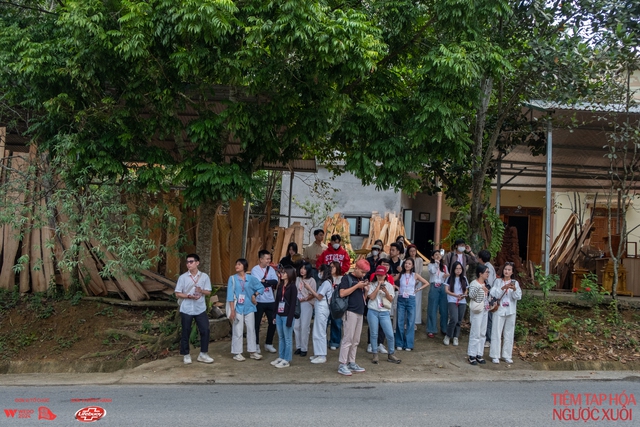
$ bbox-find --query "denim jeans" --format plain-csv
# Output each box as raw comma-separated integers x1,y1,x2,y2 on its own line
395,296,416,349
367,309,395,354
275,314,294,361
427,283,448,334
329,316,342,348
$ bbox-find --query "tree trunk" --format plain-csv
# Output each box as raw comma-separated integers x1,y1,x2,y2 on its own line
195,199,220,275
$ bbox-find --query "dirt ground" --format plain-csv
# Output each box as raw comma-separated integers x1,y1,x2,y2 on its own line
1,290,639,366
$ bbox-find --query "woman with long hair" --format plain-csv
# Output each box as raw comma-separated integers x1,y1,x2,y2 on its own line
279,242,302,268
426,249,449,338
294,262,316,357
367,265,401,364
443,261,468,346
489,262,522,364
328,261,344,350
467,264,490,365
271,265,298,368
307,264,333,363
227,258,265,361
406,245,425,327
395,258,429,351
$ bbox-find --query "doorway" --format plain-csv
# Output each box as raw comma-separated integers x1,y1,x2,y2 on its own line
507,216,529,261
413,222,435,257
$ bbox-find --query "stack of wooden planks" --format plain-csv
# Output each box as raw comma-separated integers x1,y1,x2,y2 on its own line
359,211,406,254
548,214,595,289
322,213,354,252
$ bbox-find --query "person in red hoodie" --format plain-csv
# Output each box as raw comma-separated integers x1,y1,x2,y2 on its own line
316,234,351,275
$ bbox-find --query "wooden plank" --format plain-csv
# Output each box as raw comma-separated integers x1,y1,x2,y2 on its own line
140,278,170,293
279,227,295,260
217,213,231,281
81,242,108,296
272,227,285,261
164,200,182,281
52,233,72,290
292,222,304,253
140,270,176,289
0,155,27,290
40,202,56,290
95,242,149,301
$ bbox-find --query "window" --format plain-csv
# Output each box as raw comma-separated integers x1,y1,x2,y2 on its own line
345,216,371,236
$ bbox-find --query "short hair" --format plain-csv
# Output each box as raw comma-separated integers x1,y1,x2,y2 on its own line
330,234,342,243
298,262,313,279
374,239,383,246
476,263,488,277
454,238,466,246
287,242,298,253
186,253,200,262
376,258,391,266
390,242,402,252
314,229,324,236
478,250,491,263
258,249,271,259
236,258,249,272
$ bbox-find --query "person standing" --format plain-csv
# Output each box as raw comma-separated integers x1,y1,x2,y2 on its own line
406,245,425,327
490,262,522,364
366,244,383,272
366,258,395,354
227,259,264,361
443,261,468,346
477,250,496,349
251,250,279,354
279,242,302,269
443,238,477,275
271,265,298,368
395,258,429,351
467,264,490,365
316,234,351,275
303,229,327,282
367,266,401,364
175,254,214,365
366,239,388,259
426,250,449,338
337,259,370,376
308,264,333,364
328,261,344,351
388,243,404,331
294,262,316,357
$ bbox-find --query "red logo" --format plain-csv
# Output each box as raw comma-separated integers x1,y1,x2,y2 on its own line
38,406,57,420
74,407,106,423
4,409,17,418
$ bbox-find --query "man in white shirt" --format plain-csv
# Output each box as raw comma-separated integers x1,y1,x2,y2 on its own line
251,250,280,353
175,253,214,365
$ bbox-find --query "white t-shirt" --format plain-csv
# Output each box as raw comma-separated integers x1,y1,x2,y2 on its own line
367,281,394,312
446,277,466,305
316,279,333,311
251,264,278,303
175,271,212,315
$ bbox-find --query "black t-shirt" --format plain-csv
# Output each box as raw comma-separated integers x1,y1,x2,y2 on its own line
339,273,365,315
389,258,403,278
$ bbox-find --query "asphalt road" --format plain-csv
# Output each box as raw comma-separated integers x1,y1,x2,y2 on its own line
1,378,639,426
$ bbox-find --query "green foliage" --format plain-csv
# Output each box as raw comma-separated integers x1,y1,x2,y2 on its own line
94,305,115,318
573,273,609,306
534,266,559,302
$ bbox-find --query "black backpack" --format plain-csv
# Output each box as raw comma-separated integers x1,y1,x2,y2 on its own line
329,275,353,320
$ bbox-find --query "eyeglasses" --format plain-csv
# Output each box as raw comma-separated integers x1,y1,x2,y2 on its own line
186,260,197,264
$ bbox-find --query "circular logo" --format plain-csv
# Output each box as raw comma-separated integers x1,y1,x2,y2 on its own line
74,407,106,423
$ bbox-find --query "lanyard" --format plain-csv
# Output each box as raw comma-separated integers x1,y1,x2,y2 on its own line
280,283,287,301
237,276,245,294
189,273,200,286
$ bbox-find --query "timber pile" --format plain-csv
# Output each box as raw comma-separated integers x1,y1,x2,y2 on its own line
548,214,595,290
322,213,354,252
359,211,406,254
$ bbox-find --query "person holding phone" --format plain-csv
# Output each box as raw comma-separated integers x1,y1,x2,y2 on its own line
395,258,429,351
489,262,522,364
308,264,333,364
367,266,401,364
175,253,214,365
426,249,449,338
443,261,468,346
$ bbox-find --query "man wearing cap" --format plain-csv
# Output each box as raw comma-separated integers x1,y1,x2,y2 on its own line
337,259,370,376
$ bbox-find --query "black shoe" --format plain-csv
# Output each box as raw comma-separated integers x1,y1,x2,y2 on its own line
294,348,301,355
468,356,478,365
300,351,307,357
476,356,486,364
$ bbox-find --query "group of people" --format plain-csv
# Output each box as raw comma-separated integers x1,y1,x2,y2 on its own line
175,233,521,374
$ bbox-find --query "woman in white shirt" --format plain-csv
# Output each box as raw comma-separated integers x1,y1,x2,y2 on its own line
294,262,316,357
367,265,401,364
395,258,430,351
489,262,522,364
406,245,425,327
444,261,468,346
306,264,333,364
426,250,449,338
467,264,490,365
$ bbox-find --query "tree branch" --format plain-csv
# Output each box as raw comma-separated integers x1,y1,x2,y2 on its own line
0,1,58,15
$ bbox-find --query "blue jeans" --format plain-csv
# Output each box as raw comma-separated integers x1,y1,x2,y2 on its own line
395,296,416,349
367,309,395,354
329,316,342,348
276,314,293,361
427,283,448,334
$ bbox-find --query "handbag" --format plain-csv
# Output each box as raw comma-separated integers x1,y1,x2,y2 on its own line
470,299,484,314
177,280,196,307
294,298,301,319
489,289,507,313
382,296,392,310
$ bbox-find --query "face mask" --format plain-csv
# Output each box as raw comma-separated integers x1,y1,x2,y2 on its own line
372,250,379,256
332,243,340,250
457,246,466,253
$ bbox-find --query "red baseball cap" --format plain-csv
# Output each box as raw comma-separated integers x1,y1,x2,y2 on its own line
375,265,388,276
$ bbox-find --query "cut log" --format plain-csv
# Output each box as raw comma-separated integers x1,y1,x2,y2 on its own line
217,213,231,282
210,206,223,284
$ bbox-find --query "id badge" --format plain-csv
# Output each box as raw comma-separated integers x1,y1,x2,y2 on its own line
435,283,441,288
277,301,285,313
238,294,245,304
264,287,271,294
378,300,383,309
402,292,409,298
502,301,510,307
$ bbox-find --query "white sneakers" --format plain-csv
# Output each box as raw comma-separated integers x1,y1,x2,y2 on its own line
270,358,283,366
233,354,246,362
367,344,373,353
378,344,388,354
492,358,500,364
275,360,290,368
311,356,326,364
330,346,338,351
443,336,450,346
183,355,192,364
197,353,214,363
453,338,459,346
250,352,263,360
265,344,277,353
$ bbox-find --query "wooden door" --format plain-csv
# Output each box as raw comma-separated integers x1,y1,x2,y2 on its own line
527,215,542,264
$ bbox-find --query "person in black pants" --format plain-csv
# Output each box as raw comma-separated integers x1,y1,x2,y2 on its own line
251,250,280,353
